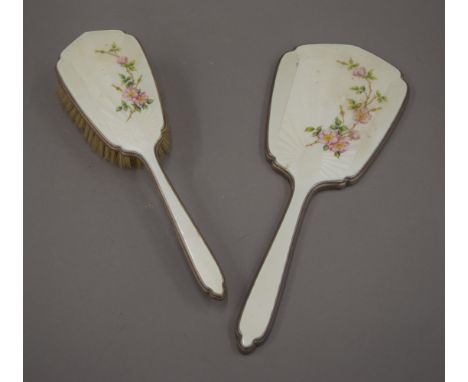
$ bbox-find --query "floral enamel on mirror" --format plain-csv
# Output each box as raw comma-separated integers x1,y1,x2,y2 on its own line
236,44,407,353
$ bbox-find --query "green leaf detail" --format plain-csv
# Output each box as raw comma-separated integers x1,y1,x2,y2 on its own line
376,90,387,103
109,42,121,53
125,60,137,71
336,58,359,70
112,84,123,92
347,99,362,110
350,85,366,94
364,69,377,80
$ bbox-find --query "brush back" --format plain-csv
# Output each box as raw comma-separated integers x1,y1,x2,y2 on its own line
57,30,164,156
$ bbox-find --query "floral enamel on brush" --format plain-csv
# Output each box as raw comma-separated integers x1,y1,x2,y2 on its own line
304,58,388,158
95,42,153,121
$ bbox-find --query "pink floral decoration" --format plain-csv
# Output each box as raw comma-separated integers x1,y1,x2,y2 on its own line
353,107,372,124
95,42,154,121
318,130,338,145
349,130,360,140
352,67,367,77
116,55,129,65
133,91,149,107
123,87,139,102
329,137,350,153
304,57,388,158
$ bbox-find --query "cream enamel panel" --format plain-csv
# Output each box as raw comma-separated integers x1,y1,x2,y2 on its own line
57,30,163,153
269,44,407,186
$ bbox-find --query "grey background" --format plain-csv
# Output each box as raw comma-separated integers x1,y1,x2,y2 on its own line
24,0,444,381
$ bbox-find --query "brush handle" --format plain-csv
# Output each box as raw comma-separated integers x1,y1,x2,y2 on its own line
143,152,225,300
237,184,310,352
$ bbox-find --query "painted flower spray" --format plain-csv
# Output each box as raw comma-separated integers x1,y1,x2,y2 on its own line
95,42,153,121
305,58,388,158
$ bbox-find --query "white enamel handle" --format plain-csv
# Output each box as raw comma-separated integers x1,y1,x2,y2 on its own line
237,184,309,352
143,151,225,300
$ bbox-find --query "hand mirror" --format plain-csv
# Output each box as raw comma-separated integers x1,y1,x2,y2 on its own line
236,44,407,353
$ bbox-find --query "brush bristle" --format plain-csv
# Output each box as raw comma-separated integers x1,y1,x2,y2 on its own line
57,83,171,169
157,125,170,158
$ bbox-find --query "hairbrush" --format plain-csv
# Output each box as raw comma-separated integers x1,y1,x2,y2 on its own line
236,44,407,352
56,30,225,300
